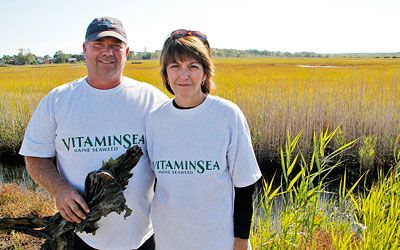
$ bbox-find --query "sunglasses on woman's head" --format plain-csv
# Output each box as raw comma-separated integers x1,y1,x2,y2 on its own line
170,29,208,43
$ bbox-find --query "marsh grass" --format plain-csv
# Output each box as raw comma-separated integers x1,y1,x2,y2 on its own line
0,64,87,161
1,128,400,249
251,127,400,249
0,183,55,249
1,59,399,249
1,59,399,172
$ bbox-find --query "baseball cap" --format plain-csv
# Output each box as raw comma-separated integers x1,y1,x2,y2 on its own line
85,17,128,44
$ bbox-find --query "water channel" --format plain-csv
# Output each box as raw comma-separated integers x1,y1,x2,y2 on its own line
0,163,37,189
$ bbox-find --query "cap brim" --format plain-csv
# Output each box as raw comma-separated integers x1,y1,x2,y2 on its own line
86,31,128,44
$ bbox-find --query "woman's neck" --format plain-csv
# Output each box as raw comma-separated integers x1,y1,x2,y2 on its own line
174,93,207,108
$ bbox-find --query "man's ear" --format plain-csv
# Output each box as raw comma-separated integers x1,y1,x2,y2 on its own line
83,42,87,59
125,47,129,57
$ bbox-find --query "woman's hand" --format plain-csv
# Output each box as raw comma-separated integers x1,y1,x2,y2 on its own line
234,238,250,250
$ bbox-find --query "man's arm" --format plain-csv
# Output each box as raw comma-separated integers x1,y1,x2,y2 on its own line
24,156,90,223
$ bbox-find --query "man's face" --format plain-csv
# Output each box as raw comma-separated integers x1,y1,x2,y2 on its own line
83,37,129,88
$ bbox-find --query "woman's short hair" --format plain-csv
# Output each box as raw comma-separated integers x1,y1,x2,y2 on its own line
160,31,215,95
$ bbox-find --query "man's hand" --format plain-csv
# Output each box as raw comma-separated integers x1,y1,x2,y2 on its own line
24,156,90,223
55,186,90,223
234,238,250,250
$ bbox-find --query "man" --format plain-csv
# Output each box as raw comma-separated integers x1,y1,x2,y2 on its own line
19,17,168,250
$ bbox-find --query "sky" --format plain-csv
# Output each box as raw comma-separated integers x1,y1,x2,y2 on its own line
1,0,399,57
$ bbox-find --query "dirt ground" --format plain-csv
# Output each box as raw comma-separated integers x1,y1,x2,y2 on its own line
0,232,45,250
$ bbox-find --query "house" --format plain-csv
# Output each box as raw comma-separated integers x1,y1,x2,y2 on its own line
44,58,54,64
67,58,77,63
35,57,44,64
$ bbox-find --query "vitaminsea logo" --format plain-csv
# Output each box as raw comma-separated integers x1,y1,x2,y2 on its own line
154,160,220,175
61,134,144,152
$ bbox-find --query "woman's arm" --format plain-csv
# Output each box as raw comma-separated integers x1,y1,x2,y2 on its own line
234,183,256,238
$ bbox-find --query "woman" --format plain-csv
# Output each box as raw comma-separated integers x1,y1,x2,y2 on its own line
145,29,262,250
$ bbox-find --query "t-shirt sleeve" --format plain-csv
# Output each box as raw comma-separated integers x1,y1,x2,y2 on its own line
144,112,157,173
19,94,57,158
149,86,169,111
227,106,262,187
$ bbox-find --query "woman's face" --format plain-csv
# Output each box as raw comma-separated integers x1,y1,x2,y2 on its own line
166,58,206,102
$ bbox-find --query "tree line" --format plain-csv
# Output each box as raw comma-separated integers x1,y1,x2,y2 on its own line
2,48,400,66
0,49,85,65
0,49,159,65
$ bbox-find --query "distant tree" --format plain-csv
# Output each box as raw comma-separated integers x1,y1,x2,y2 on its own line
127,51,136,60
16,49,26,65
14,49,36,65
141,52,152,60
26,52,36,64
53,51,69,63
0,55,12,64
154,50,161,59
71,53,85,62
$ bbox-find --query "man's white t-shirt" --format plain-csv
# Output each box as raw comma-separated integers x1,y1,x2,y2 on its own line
146,95,262,250
20,77,168,249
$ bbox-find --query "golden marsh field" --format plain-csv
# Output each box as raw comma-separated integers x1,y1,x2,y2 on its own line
1,58,400,249
1,58,399,172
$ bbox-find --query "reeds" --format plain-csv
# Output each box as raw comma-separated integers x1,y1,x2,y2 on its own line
251,128,400,249
0,64,87,158
2,127,400,249
1,58,399,172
